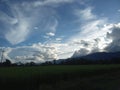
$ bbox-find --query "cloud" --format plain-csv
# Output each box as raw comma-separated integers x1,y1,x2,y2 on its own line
69,7,114,57
71,7,109,42
4,43,59,63
70,38,104,57
118,9,120,12
46,32,55,37
33,0,74,7
72,48,90,57
45,18,58,33
0,47,12,62
75,7,96,21
0,0,59,45
3,22,120,63
105,23,120,52
71,23,120,57
5,19,30,45
56,38,62,41
1,1,120,62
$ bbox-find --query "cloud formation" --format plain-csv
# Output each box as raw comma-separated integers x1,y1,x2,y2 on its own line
5,43,58,63
1,0,120,63
33,0,74,7
71,7,108,41
72,48,90,57
0,0,62,45
75,7,96,21
72,23,120,57
105,23,120,52
46,32,55,37
2,23,120,63
70,7,115,57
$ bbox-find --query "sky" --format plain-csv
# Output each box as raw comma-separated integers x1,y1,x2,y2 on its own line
0,0,120,63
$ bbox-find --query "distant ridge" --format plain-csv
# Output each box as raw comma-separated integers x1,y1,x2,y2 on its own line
72,52,120,60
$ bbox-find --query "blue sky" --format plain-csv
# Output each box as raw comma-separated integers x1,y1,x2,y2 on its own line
0,0,120,63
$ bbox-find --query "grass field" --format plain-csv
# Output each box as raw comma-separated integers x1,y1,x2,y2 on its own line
0,64,120,90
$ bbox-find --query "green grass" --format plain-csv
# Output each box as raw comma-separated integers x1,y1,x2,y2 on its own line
0,64,120,77
0,64,120,90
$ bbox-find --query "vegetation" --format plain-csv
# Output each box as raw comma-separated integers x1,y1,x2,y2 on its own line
0,65,120,90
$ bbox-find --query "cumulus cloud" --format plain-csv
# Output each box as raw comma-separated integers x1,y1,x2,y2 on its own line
2,22,120,63
69,7,114,57
1,0,120,62
72,48,90,57
105,23,120,52
71,38,105,57
3,43,59,63
71,23,120,57
46,32,55,37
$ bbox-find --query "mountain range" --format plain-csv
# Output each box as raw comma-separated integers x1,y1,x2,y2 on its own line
72,52,120,60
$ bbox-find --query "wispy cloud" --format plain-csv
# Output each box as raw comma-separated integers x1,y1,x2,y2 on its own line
3,23,120,63
5,18,30,45
68,7,111,57
0,0,60,45
1,0,120,62
118,9,120,12
33,0,74,7
71,7,108,41
75,7,96,21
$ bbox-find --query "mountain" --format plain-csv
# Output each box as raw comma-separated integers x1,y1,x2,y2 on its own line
72,52,120,60
42,51,120,65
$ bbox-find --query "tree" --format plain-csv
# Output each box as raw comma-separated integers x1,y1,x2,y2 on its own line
3,59,11,66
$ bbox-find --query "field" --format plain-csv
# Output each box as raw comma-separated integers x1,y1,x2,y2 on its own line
0,65,120,90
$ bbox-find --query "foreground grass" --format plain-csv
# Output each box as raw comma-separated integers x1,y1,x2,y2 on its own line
0,64,120,90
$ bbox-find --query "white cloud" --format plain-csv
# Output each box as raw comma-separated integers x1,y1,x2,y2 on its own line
71,7,110,42
72,48,90,57
3,22,119,63
0,0,59,45
71,23,120,57
75,7,96,21
56,38,62,41
118,9,120,12
45,18,58,33
105,23,120,52
71,7,110,43
33,0,74,7
3,43,59,63
1,1,120,62
0,42,77,63
5,19,30,45
80,20,107,38
68,7,113,57
46,32,55,37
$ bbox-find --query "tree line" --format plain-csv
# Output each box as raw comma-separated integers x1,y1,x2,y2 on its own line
1,57,120,67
